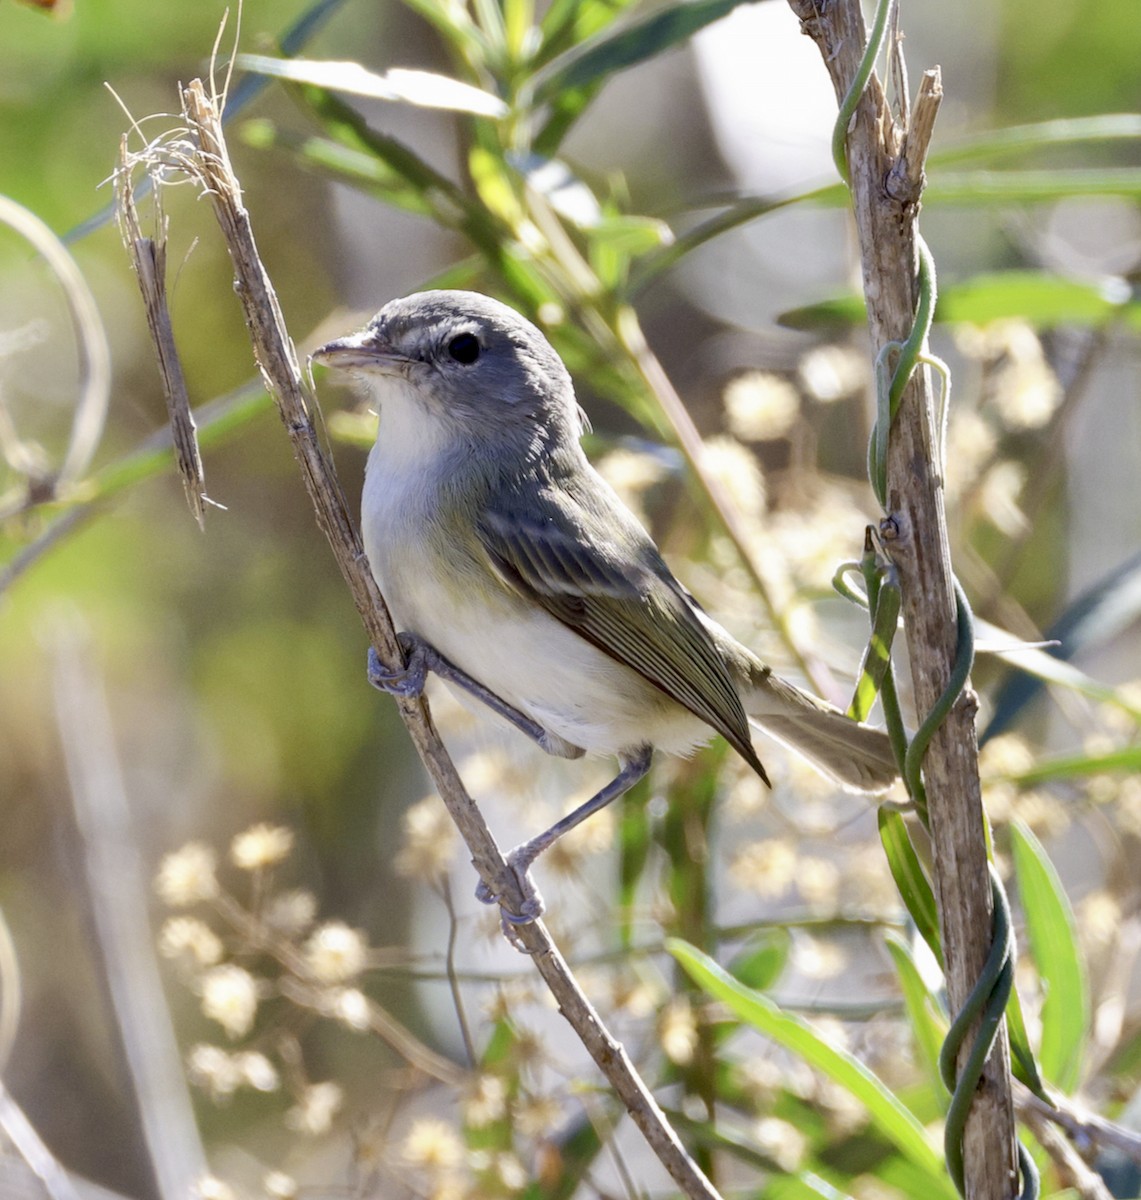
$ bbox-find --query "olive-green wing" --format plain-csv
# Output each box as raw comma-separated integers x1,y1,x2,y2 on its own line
476,482,767,780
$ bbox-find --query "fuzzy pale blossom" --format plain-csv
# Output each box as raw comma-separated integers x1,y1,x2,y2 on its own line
797,857,841,908
195,1177,236,1200
724,370,800,441
200,964,259,1039
285,1081,343,1135
264,888,317,935
753,1117,808,1172
158,916,223,969
330,987,371,1031
793,933,847,980
699,436,766,519
798,344,864,403
514,1093,563,1138
659,998,699,1066
303,921,368,983
263,1173,297,1200
495,1153,527,1191
156,842,219,906
187,1044,243,1099
596,446,669,518
729,838,798,898
402,1116,466,1170
230,823,294,871
464,1074,509,1128
394,795,458,883
978,733,1035,780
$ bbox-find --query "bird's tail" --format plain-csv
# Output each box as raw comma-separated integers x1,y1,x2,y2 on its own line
721,636,899,793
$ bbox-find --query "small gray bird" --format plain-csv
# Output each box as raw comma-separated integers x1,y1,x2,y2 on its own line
314,291,897,923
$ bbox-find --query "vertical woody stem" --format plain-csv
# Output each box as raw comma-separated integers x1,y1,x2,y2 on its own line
786,3,1020,1197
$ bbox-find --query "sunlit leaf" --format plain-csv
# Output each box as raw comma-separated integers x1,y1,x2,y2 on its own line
1011,821,1089,1092
728,927,790,990
669,940,953,1190
532,0,763,101
1001,744,1141,786
236,55,508,117
884,932,948,1100
928,167,1141,203
930,113,1141,166
780,271,1139,331
763,1173,854,1199
878,810,941,967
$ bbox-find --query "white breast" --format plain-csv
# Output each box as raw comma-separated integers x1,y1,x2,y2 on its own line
361,433,709,761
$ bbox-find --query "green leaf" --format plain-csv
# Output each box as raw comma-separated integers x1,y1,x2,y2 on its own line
929,113,1141,167
1010,820,1089,1092
878,810,942,967
589,214,674,289
780,271,1139,331
1004,979,1048,1098
937,271,1134,326
532,0,763,101
728,927,791,990
1002,744,1141,786
236,55,508,117
927,167,1141,203
763,1173,854,1199
669,940,953,1192
240,121,437,216
883,932,948,1100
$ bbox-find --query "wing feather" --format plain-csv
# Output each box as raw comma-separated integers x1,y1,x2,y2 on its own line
476,469,767,780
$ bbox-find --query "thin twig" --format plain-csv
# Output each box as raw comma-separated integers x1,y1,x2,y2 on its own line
120,78,721,1200
1016,1100,1113,1200
0,196,111,493
1017,1085,1141,1167
51,617,208,1200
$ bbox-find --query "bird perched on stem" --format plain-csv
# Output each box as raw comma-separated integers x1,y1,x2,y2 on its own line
314,291,897,924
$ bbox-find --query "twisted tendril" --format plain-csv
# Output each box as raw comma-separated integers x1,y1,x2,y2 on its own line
830,3,1039,1195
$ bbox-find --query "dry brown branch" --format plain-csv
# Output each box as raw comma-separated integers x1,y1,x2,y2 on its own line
115,78,722,1200
116,138,208,528
1016,1104,1112,1200
785,1,1019,1196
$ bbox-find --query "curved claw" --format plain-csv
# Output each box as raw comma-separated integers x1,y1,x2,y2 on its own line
475,857,545,929
367,638,427,698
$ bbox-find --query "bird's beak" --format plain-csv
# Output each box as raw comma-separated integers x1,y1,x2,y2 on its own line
311,329,405,372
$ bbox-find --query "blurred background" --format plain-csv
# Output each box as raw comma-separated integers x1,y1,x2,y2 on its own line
1,0,1140,1196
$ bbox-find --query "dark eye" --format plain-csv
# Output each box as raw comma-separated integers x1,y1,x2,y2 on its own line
447,332,480,365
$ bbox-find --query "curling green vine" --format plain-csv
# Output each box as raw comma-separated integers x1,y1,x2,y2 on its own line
831,3,1040,1196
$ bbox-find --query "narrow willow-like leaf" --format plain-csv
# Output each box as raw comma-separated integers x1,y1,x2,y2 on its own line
780,270,1139,331
669,940,952,1189
532,0,761,101
241,122,437,215
847,572,900,721
539,0,635,61
884,932,948,1099
728,927,790,991
763,1173,854,1199
237,55,508,117
1011,820,1089,1092
1004,744,1141,786
929,113,1141,167
878,810,942,967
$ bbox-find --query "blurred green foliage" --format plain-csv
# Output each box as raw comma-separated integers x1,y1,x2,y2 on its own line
2,0,1141,1196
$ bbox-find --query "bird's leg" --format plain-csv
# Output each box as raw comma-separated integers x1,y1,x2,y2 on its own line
368,637,584,760
476,745,653,925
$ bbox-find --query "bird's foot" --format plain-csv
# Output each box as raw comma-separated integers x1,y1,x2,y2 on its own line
476,847,545,944
367,635,429,698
